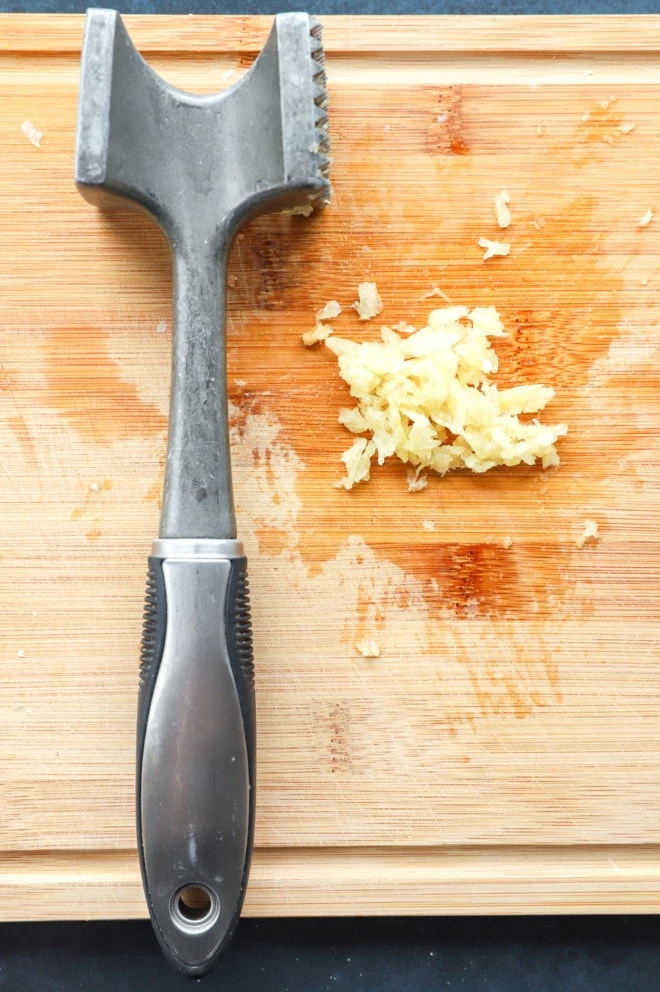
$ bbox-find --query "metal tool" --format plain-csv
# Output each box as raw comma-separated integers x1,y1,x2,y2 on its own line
75,9,330,976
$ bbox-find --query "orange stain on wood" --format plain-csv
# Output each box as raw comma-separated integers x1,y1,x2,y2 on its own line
450,638,564,726
493,197,623,394
466,662,531,721
70,477,114,523
541,651,563,704
41,327,167,443
428,85,470,156
344,573,388,649
255,528,289,556
145,481,162,508
86,525,102,542
7,416,37,467
576,98,624,145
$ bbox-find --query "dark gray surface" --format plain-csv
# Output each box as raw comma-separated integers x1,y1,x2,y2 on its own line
1,917,660,991
0,0,656,12
1,0,658,989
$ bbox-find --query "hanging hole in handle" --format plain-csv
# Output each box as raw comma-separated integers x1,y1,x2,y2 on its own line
179,885,212,921
171,884,220,932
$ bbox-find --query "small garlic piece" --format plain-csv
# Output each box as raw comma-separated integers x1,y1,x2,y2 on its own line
282,204,314,217
406,467,428,492
355,639,380,658
316,300,342,322
302,323,333,347
353,282,383,320
478,237,510,261
21,120,43,147
419,285,452,303
494,190,511,229
576,519,599,549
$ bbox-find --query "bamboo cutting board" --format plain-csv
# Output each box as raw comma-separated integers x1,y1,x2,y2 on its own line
2,14,660,921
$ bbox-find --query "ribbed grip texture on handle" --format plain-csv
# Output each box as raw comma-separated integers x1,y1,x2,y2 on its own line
226,560,255,690
137,559,167,761
140,562,160,687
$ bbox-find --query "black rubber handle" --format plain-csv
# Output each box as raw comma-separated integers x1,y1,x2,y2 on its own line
136,555,255,977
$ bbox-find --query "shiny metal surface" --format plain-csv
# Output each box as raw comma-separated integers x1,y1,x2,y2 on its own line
151,539,244,560
76,8,329,972
75,9,330,540
140,558,249,970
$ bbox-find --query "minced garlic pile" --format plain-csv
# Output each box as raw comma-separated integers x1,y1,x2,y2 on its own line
325,305,567,490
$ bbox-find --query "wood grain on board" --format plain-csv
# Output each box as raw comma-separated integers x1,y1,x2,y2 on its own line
1,15,660,920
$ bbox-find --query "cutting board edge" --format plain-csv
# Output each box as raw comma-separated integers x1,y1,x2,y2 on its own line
3,844,660,920
3,14,660,55
3,11,660,922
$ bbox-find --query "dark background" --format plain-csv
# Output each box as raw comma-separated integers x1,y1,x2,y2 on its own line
1,0,658,989
1,0,656,14
3,916,660,991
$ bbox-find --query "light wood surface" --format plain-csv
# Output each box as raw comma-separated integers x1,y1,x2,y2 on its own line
1,15,660,921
